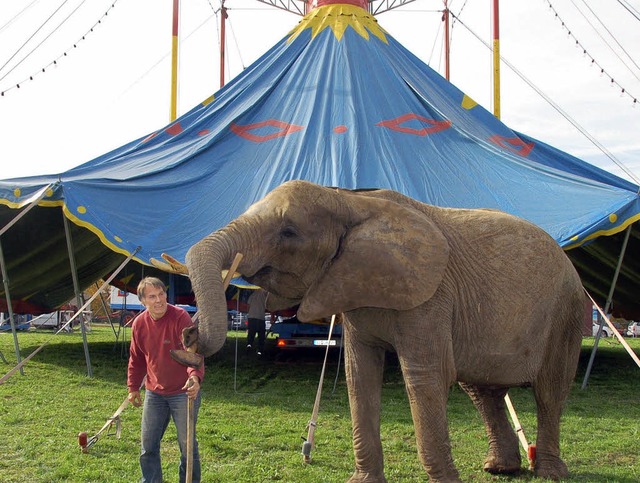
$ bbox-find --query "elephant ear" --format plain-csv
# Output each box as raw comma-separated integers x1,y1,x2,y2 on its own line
297,196,450,321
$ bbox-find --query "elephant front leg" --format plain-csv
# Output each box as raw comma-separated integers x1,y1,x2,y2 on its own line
344,333,387,483
398,353,461,482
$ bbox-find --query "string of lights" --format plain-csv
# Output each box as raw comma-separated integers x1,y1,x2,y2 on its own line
545,0,638,107
571,0,640,80
0,1,120,98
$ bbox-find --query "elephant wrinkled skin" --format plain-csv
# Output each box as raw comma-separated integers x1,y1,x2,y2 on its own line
184,180,585,482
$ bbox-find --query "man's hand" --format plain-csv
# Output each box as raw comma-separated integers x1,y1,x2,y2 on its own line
183,376,200,400
128,390,142,407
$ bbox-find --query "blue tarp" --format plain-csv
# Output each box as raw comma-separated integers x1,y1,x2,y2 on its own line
1,4,639,315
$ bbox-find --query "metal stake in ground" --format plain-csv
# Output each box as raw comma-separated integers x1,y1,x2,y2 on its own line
79,377,145,453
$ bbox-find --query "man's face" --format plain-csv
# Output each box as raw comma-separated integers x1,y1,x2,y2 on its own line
141,285,168,320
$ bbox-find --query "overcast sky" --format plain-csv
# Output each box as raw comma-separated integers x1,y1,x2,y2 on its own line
1,0,639,183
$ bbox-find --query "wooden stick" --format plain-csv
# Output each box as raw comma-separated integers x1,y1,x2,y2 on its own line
504,393,534,468
586,290,640,368
222,252,244,290
186,393,194,483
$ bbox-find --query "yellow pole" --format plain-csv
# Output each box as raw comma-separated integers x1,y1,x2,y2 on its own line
492,0,501,118
220,1,227,88
443,0,450,81
170,0,179,121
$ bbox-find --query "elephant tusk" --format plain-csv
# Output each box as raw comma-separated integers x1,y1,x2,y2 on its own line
161,253,190,274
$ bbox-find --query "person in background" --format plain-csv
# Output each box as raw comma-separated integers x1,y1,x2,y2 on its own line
246,288,267,355
127,277,205,483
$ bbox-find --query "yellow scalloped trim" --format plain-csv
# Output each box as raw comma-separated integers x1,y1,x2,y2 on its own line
288,4,387,44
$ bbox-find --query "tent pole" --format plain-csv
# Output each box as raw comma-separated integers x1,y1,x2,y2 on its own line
0,182,55,375
62,212,93,378
170,0,180,122
1,249,140,385
443,0,450,80
168,273,176,304
492,0,501,118
0,240,23,375
220,1,227,89
581,223,632,389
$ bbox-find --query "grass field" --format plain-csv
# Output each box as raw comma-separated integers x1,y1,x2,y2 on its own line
1,325,639,482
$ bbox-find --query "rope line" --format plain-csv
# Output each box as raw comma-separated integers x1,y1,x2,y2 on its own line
616,0,640,22
0,0,74,79
0,0,40,35
570,0,640,80
0,1,121,97
452,11,640,186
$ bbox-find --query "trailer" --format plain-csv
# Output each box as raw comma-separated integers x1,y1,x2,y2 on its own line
109,287,197,324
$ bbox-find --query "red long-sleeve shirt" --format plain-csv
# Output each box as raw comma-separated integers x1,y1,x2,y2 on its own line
127,304,204,395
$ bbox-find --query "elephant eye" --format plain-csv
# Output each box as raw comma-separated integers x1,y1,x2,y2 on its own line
280,226,298,239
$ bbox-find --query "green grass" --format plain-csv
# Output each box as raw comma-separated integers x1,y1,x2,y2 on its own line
1,326,639,482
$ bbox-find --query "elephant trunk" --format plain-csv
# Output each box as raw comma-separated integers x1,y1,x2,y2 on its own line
185,230,239,357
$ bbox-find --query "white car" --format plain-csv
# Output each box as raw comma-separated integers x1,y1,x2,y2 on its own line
592,323,613,337
626,322,640,337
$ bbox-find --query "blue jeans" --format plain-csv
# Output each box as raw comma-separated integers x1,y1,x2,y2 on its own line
140,390,201,483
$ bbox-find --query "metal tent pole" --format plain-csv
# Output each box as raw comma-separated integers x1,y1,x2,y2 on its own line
0,240,23,375
170,0,180,122
581,224,632,389
0,182,57,376
220,0,227,88
62,212,93,378
443,0,450,80
492,0,501,118
1,249,140,385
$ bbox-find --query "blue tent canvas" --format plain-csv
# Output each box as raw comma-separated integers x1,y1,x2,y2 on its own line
1,2,639,316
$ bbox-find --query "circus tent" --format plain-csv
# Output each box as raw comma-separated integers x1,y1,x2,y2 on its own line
1,1,639,320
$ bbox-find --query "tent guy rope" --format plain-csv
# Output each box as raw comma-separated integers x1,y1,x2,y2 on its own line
301,313,337,464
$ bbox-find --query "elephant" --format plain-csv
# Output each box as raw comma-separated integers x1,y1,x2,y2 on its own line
174,180,585,482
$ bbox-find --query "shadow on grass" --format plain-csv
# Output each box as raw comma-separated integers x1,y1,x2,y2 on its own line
13,332,639,418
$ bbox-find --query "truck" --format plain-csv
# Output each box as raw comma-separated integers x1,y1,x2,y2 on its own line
269,315,342,349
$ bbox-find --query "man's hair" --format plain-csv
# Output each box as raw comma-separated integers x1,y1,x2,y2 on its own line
137,277,167,300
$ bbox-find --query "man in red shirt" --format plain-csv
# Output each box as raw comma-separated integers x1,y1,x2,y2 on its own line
127,277,205,483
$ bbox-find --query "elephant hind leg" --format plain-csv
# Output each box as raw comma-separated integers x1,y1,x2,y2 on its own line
531,382,569,480
531,326,581,480
459,383,521,475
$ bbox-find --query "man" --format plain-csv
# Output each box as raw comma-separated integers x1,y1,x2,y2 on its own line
127,277,205,483
246,288,267,355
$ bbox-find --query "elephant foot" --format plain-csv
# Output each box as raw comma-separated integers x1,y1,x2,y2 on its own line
534,457,569,481
170,349,203,368
483,455,522,475
346,470,387,483
483,440,522,475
